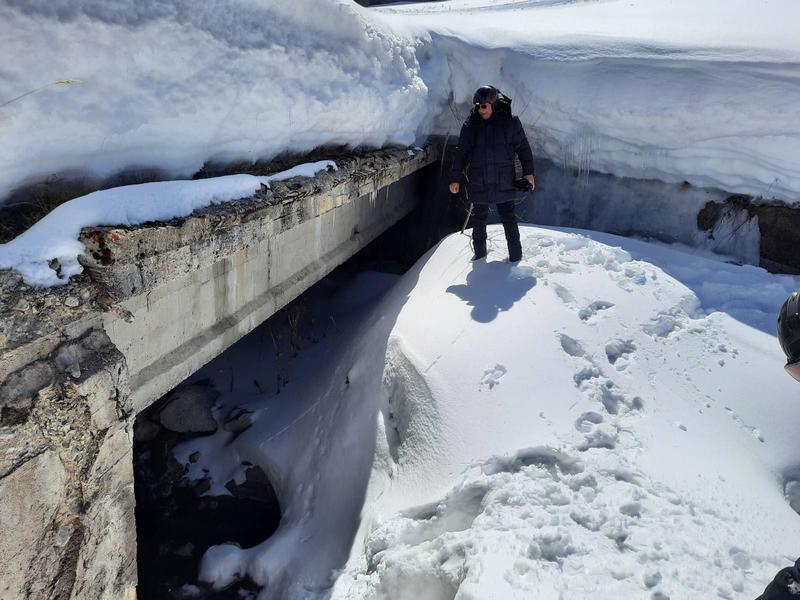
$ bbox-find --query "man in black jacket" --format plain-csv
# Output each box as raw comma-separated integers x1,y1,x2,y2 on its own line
449,85,535,262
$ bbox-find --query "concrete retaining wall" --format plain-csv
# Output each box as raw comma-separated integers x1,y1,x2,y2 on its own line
0,146,438,599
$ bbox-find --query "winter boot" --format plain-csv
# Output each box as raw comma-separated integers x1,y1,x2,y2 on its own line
472,238,487,261
498,203,522,262
508,239,522,263
504,225,522,262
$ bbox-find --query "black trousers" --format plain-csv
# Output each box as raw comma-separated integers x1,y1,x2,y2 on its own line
470,201,520,246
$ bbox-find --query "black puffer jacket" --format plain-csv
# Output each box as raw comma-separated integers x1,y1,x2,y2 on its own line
450,98,535,204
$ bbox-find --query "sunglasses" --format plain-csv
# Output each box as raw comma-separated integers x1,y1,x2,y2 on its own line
475,102,493,110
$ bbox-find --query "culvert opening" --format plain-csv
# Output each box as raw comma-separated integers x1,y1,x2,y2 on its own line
132,161,452,599
133,381,280,599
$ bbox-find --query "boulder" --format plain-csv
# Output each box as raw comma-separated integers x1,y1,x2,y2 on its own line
222,407,255,434
158,385,218,434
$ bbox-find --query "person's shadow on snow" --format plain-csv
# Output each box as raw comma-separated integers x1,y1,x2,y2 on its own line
446,261,536,323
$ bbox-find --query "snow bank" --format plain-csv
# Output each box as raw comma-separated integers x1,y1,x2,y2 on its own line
3,0,799,206
375,0,800,202
330,226,800,599
333,227,800,599
0,160,335,287
178,225,800,599
0,0,427,202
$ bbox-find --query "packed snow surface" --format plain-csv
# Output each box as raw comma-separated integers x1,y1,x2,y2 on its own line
178,225,800,599
2,0,800,203
0,160,335,287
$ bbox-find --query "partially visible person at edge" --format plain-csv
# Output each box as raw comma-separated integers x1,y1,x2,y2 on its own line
756,292,800,599
449,85,535,262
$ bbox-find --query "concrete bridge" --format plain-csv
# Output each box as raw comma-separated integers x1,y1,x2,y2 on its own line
0,146,439,600
3,137,800,599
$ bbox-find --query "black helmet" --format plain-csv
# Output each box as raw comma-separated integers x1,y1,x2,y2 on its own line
473,85,499,105
778,291,800,379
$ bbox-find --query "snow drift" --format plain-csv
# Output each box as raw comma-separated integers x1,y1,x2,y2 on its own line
2,0,800,205
0,0,428,201
179,225,800,599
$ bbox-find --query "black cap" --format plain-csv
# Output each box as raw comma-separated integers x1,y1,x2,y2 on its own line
473,85,499,105
778,292,800,364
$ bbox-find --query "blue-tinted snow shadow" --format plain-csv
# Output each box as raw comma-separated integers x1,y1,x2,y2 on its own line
540,225,800,335
178,266,423,594
446,260,537,323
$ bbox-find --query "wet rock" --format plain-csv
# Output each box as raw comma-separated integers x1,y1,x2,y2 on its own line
158,385,218,434
47,258,63,278
223,407,254,434
135,400,279,600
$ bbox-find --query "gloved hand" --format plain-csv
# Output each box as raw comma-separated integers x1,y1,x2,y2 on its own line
514,177,534,192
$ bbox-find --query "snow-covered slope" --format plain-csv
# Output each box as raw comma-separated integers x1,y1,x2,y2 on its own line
2,0,799,204
331,226,800,599
183,225,800,599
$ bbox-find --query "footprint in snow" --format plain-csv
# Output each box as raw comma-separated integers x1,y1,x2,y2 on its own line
579,300,615,321
605,339,637,366
783,472,800,515
643,312,683,338
724,406,765,443
480,364,507,390
559,333,585,358
574,411,604,433
553,283,575,305
575,412,619,451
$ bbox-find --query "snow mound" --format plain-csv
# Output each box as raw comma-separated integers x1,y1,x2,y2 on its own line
0,0,428,201
328,225,800,599
182,225,800,599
